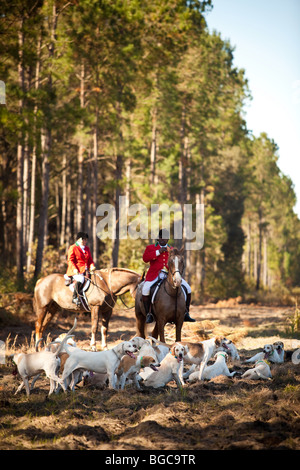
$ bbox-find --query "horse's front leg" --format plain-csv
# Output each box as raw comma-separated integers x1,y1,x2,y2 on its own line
175,318,184,342
35,305,57,342
35,306,47,341
155,318,165,343
90,306,99,351
151,323,158,339
135,305,146,339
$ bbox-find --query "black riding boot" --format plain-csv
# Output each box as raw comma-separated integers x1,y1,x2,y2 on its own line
72,282,81,306
142,295,154,323
184,293,195,322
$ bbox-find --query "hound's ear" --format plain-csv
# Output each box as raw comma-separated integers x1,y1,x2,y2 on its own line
214,336,221,347
167,246,172,253
170,344,176,356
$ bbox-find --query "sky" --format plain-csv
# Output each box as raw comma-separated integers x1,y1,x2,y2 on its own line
203,0,300,217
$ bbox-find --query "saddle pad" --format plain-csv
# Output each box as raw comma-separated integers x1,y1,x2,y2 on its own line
151,282,187,304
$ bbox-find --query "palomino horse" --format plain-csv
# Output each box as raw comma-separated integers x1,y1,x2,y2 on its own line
34,268,141,350
135,248,186,342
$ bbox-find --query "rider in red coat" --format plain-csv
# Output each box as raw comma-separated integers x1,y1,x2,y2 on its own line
66,232,96,305
142,229,195,324
142,242,169,281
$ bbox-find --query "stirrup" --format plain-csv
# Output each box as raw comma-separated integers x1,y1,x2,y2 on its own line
146,312,154,324
72,297,80,306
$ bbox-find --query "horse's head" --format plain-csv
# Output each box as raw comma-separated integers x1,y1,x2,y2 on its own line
167,247,185,288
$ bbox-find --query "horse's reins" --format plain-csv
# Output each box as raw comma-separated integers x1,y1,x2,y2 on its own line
162,258,185,324
79,271,116,309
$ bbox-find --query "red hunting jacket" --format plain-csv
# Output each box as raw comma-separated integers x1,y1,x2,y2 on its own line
143,244,171,281
66,243,95,276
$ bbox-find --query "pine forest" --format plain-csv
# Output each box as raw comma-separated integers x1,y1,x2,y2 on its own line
1,0,300,303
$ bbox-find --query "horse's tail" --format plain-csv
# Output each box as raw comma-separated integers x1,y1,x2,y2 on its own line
54,317,77,357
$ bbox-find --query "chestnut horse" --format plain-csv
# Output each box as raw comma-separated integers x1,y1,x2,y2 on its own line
34,268,141,350
135,248,186,342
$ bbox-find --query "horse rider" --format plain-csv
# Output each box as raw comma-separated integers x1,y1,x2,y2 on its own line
142,228,195,324
66,232,96,305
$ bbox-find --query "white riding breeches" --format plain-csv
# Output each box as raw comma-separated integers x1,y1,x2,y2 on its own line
73,273,85,284
142,273,191,296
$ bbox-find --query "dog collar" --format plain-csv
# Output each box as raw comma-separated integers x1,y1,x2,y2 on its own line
257,359,270,365
140,356,144,368
174,355,182,361
112,348,121,360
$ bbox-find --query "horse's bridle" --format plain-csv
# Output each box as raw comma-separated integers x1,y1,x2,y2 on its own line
84,271,117,309
168,257,185,287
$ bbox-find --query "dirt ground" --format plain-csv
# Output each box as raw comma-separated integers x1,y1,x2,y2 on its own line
0,298,300,451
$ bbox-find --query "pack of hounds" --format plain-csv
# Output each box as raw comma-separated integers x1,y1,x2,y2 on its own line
10,318,295,397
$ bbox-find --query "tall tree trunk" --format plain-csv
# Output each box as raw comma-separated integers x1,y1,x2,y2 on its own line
247,220,251,278
34,129,51,277
150,107,157,186
178,102,188,250
16,20,25,289
16,143,24,288
92,124,98,262
60,154,67,247
111,100,123,267
263,233,268,288
253,234,257,283
26,144,37,272
27,32,41,272
76,62,85,233
84,155,91,235
111,151,122,267
34,3,57,277
65,166,72,250
23,136,29,254
198,190,206,298
256,208,263,291
1,199,8,257
55,178,60,244
179,102,188,208
125,158,131,206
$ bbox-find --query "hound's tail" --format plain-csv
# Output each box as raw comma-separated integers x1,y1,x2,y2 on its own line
54,317,77,357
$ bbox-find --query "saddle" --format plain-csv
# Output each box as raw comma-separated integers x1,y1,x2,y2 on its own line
148,278,187,314
64,274,91,311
